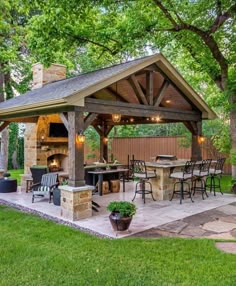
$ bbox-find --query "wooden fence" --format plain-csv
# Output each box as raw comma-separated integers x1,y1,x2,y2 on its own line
107,136,231,174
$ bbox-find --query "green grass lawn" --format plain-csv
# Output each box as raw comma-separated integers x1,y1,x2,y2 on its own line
8,169,24,185
220,175,232,193
0,205,236,286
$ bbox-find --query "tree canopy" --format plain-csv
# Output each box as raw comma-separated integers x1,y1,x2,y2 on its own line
1,0,235,171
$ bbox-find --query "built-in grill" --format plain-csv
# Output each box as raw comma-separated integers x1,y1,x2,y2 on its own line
156,155,177,161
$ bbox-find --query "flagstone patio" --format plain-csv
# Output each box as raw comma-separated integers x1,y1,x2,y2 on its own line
0,181,235,239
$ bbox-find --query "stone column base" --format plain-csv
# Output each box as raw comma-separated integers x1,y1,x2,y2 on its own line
59,185,95,221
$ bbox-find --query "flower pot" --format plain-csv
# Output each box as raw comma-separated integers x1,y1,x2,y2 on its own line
109,212,133,231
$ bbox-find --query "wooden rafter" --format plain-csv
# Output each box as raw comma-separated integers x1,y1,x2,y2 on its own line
128,75,148,105
59,112,68,130
154,63,200,111
154,80,169,107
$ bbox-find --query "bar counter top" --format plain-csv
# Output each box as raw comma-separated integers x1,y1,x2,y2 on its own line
145,160,187,168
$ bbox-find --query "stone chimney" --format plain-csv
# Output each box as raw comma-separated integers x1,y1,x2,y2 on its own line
32,63,66,89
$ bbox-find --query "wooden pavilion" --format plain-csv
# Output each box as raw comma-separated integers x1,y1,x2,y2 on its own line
0,53,217,220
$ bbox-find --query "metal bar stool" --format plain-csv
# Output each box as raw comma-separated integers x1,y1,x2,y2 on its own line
131,160,156,203
206,158,226,196
170,160,196,204
192,159,212,200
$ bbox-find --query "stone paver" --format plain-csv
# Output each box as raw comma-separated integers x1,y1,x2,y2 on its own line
202,220,236,233
158,221,188,233
215,242,236,254
216,205,236,215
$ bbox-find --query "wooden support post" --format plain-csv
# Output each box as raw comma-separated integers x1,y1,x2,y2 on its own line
191,121,202,161
68,111,85,187
99,123,113,162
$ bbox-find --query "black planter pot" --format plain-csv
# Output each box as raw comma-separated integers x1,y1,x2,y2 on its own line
53,188,61,206
109,212,133,231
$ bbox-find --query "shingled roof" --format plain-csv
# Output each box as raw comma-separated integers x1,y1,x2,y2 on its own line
0,53,217,120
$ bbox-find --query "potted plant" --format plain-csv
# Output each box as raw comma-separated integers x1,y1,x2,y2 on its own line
107,201,136,231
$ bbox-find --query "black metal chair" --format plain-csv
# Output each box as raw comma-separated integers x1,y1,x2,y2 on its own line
131,160,156,203
192,159,212,200
30,166,48,184
170,160,196,204
32,173,59,203
206,158,226,196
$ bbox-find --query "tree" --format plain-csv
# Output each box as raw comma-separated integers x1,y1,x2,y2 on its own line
0,0,33,170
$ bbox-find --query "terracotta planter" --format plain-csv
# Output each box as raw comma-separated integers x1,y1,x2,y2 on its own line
109,212,133,231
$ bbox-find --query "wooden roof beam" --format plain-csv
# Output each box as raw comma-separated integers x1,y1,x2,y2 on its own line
128,75,149,105
154,80,169,107
0,122,10,132
146,71,154,106
80,98,201,121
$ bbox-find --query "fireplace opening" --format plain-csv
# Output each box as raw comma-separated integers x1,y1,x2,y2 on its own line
47,154,68,172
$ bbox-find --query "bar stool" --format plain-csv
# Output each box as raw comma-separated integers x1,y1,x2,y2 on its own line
192,159,212,200
206,158,226,196
170,160,196,204
131,160,156,203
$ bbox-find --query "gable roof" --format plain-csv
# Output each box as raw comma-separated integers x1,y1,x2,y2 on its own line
0,53,216,120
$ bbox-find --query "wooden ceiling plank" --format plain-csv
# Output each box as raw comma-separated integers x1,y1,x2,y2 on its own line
128,75,149,105
154,80,169,107
105,87,127,102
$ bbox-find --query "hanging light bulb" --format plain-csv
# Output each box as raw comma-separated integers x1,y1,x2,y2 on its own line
112,113,121,123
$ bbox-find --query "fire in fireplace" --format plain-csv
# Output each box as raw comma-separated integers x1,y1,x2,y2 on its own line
47,154,68,172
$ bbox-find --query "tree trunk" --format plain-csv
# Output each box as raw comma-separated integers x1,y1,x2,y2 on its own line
0,128,9,171
230,93,236,178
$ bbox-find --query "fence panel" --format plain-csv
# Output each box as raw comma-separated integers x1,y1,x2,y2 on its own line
108,136,230,174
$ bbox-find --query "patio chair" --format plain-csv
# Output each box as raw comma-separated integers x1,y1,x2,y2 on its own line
205,158,226,196
30,166,48,184
31,173,59,203
192,159,212,200
131,160,156,203
170,160,196,204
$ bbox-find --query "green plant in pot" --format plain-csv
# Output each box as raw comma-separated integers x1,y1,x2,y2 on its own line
107,201,136,231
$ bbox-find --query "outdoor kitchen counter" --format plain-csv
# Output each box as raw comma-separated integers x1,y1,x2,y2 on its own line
145,160,187,200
